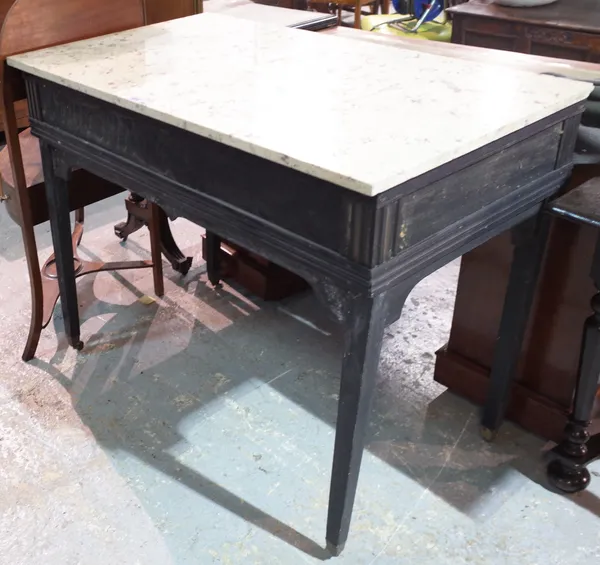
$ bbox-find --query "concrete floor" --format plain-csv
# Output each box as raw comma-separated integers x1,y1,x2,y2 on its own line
1,196,600,565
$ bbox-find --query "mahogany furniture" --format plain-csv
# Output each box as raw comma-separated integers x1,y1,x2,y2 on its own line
11,12,589,554
0,0,26,132
449,0,600,63
0,0,164,361
481,176,600,492
201,237,308,300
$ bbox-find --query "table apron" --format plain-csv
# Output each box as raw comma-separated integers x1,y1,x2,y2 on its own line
25,75,580,299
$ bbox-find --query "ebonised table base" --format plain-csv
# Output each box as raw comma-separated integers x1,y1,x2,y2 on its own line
24,70,585,555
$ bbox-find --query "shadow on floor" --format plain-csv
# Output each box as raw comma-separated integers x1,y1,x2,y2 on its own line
26,249,599,556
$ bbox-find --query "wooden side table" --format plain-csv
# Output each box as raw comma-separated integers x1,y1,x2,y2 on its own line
448,0,600,62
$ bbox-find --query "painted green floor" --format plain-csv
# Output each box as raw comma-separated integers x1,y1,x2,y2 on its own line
1,196,599,565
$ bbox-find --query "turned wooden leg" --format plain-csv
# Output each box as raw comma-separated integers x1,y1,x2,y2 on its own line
548,235,600,493
40,142,83,351
353,0,361,28
326,287,408,555
205,231,222,287
481,213,550,440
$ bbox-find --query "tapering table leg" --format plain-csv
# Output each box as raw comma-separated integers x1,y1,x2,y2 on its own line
326,283,412,555
481,213,550,440
40,142,83,350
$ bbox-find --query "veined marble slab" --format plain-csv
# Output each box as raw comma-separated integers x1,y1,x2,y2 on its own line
8,13,593,196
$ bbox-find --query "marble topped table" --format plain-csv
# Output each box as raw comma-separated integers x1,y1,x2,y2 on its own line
8,12,592,556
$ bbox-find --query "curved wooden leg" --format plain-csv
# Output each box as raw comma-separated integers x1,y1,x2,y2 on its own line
114,193,145,241
115,192,192,274
20,222,44,362
157,208,192,275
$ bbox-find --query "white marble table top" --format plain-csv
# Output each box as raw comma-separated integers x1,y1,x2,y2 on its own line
8,13,593,196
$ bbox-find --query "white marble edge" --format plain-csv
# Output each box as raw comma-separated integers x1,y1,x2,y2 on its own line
7,13,593,197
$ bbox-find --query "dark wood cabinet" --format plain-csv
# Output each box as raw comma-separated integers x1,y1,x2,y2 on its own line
435,0,600,441
449,0,600,63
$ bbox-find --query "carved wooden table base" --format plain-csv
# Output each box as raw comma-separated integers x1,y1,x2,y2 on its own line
114,192,192,275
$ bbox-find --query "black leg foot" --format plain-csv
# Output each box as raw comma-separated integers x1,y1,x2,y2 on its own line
326,541,345,557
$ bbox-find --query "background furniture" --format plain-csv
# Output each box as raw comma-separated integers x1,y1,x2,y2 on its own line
449,0,600,62
434,0,600,442
0,0,29,132
359,13,451,40
545,179,600,493
308,0,387,29
0,0,164,360
481,176,600,492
